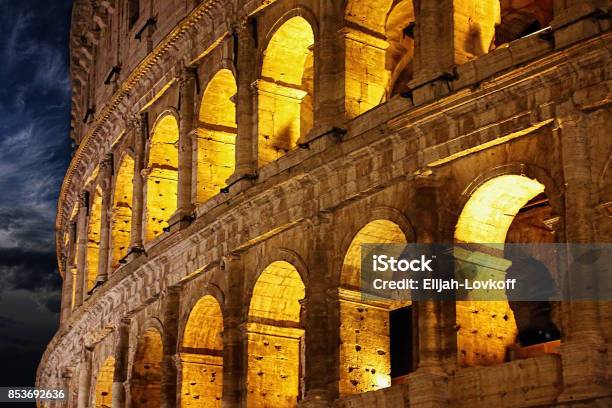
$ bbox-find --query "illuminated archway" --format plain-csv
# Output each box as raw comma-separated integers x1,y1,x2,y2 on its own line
111,155,134,270
145,114,179,242
495,0,553,46
454,174,548,367
339,220,409,395
196,69,237,203
258,16,315,167
344,0,415,117
180,295,223,407
86,186,103,291
93,357,115,408
247,261,305,407
131,328,163,408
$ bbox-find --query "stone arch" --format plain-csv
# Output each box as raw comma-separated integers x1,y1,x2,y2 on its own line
454,171,561,367
93,356,115,408
86,185,103,291
338,218,411,395
246,261,306,407
495,0,553,46
131,327,164,408
257,14,316,167
196,68,238,203
144,112,179,242
180,295,224,407
343,0,415,116
110,153,134,270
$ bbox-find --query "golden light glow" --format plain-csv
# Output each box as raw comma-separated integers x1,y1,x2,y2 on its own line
455,175,545,244
196,69,237,203
111,155,134,269
453,0,500,61
145,114,179,242
258,17,314,167
86,186,102,290
344,0,415,116
454,175,545,367
131,328,163,408
247,261,305,407
181,295,223,407
93,357,115,408
340,220,407,395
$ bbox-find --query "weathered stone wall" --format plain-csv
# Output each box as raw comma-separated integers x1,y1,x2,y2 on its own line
41,0,611,407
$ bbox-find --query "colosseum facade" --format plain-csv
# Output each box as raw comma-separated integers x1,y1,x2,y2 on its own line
38,0,611,407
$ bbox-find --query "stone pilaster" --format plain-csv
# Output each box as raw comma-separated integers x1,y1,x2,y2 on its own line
95,154,113,285
75,192,89,307
556,103,608,402
128,114,146,256
227,23,257,184
59,254,73,326
170,64,196,228
299,218,332,407
112,319,130,408
222,254,246,408
408,177,452,408
161,286,180,408
76,347,92,408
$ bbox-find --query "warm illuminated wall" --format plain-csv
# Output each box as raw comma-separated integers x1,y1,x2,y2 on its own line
454,175,545,367
145,114,179,242
180,295,223,407
111,155,134,269
339,220,407,395
196,69,237,202
247,261,305,407
258,17,314,167
453,0,500,62
131,328,163,408
344,0,414,117
93,357,115,408
86,187,103,291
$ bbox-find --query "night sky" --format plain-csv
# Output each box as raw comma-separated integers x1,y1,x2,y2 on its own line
0,0,73,389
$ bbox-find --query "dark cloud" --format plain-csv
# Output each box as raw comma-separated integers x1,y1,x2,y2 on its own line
0,0,73,389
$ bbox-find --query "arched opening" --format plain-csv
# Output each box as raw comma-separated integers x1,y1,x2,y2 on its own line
258,16,314,167
111,155,134,270
344,0,415,117
86,186,103,291
131,328,163,408
247,261,305,407
196,69,237,203
495,0,553,46
339,220,412,395
180,295,224,407
455,174,560,367
93,357,115,408
145,114,179,242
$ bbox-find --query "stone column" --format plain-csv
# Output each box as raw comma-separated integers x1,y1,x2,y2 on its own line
222,254,246,408
228,23,257,184
128,115,146,256
75,192,89,307
408,178,452,408
112,319,130,408
299,219,332,407
76,348,92,408
556,104,608,401
161,286,180,408
59,254,73,326
171,65,196,227
95,154,113,285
